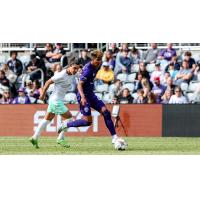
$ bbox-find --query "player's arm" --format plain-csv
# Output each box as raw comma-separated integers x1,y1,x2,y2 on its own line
39,79,54,100
77,80,87,106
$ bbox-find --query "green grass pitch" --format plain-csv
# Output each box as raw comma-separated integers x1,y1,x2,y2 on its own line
1,137,200,155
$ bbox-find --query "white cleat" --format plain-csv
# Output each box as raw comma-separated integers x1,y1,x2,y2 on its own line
58,122,68,134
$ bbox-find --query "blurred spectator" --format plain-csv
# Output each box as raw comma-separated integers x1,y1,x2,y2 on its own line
161,72,171,86
29,80,42,100
25,80,33,96
26,54,46,81
103,50,115,70
152,77,166,103
184,51,196,71
119,88,133,104
169,86,188,104
110,43,119,57
150,61,164,82
166,62,179,80
165,56,180,71
78,49,91,67
0,89,13,104
141,78,151,98
96,62,114,84
159,43,176,61
130,46,140,64
54,64,62,74
161,89,173,104
137,62,150,80
7,51,23,77
133,89,148,104
12,87,31,104
143,43,159,64
111,95,119,104
0,70,10,88
174,60,193,86
166,77,176,93
118,49,132,74
51,43,66,63
147,92,156,104
110,79,123,96
1,63,17,84
134,73,143,91
115,43,130,74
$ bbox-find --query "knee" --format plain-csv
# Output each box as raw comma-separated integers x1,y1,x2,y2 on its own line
102,109,111,118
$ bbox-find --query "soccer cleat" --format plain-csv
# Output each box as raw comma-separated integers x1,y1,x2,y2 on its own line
57,122,68,134
29,137,39,149
57,139,70,148
112,137,128,151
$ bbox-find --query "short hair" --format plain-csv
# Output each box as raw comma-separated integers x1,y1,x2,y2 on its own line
184,51,192,57
10,51,18,57
68,57,80,66
30,54,37,60
91,50,103,60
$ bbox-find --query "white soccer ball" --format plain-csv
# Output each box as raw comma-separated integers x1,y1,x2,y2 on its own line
114,138,128,151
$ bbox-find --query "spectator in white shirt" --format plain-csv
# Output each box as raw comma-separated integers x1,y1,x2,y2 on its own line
169,86,188,104
150,61,164,83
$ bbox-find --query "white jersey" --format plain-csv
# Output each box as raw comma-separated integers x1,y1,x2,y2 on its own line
50,70,74,101
169,95,188,104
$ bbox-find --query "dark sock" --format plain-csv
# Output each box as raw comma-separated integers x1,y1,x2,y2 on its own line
102,110,116,136
67,119,91,127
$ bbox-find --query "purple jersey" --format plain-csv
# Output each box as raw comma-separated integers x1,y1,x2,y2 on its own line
79,62,99,96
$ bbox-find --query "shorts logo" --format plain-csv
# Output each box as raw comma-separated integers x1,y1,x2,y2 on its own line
84,107,89,113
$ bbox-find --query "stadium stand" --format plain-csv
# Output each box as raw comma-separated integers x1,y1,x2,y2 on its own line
1,43,200,104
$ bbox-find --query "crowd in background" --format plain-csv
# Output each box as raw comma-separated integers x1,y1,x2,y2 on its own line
1,43,200,105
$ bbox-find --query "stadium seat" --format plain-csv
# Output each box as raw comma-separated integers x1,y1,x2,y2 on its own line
95,84,109,93
94,92,103,100
103,93,113,104
160,60,169,71
127,73,136,82
19,55,30,64
64,92,77,104
122,83,135,93
108,83,116,94
147,64,155,73
0,55,7,64
131,64,140,73
180,82,189,92
186,92,195,103
116,73,128,82
188,81,200,92
131,92,138,99
192,54,200,62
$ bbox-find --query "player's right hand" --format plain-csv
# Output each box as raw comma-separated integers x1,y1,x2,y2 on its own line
81,96,87,106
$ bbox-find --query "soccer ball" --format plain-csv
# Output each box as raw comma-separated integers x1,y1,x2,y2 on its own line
114,138,128,151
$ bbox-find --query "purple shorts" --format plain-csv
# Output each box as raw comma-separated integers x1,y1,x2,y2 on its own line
77,93,105,116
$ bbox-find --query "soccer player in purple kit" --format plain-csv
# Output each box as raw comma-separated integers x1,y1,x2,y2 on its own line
58,50,127,150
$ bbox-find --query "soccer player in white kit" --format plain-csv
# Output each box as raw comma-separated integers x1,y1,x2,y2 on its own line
29,60,80,148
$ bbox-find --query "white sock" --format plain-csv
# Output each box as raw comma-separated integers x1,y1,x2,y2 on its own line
57,131,65,140
112,134,118,140
32,119,51,140
57,118,72,140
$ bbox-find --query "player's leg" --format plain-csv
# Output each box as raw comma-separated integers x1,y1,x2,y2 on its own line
90,97,118,141
30,112,55,148
57,110,72,148
59,99,92,131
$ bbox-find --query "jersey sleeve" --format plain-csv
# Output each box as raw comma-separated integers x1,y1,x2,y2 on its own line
51,71,64,83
